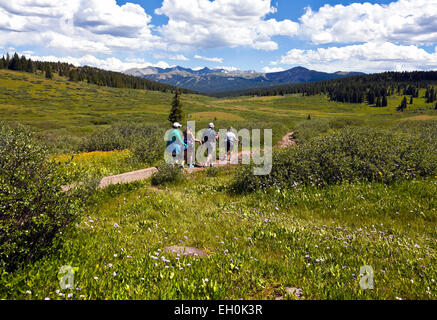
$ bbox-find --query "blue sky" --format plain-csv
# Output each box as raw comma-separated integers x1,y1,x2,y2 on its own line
1,0,436,73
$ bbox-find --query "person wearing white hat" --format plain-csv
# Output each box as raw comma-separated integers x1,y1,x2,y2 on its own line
166,122,187,167
202,122,219,167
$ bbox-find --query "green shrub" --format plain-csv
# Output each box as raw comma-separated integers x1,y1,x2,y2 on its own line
294,118,365,144
0,123,95,271
151,162,185,186
80,123,132,152
80,122,166,166
131,126,166,166
232,127,437,192
206,167,220,177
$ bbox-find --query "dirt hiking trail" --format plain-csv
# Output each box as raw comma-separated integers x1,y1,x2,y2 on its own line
69,132,297,190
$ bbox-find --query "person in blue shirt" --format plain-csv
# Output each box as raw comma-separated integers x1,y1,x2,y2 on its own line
166,122,187,168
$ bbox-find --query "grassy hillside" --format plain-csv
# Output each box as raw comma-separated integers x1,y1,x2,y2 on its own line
1,69,436,138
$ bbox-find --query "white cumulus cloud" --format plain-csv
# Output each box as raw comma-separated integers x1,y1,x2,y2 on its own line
169,54,189,61
194,55,224,63
0,0,161,54
278,42,437,73
300,0,437,45
155,0,299,51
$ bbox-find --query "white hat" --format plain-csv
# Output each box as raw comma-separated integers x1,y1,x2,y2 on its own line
209,123,215,128
173,122,182,128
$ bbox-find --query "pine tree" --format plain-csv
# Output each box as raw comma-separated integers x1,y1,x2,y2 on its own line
69,69,79,81
410,96,413,105
367,91,375,105
376,96,382,107
168,90,184,124
428,88,435,103
397,96,408,112
382,95,388,107
435,101,437,110
25,59,34,73
9,53,21,70
45,67,53,79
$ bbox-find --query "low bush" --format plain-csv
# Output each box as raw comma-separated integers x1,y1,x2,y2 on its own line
232,126,437,192
0,123,95,271
206,167,220,177
294,118,365,144
151,162,185,186
80,122,132,152
80,122,166,166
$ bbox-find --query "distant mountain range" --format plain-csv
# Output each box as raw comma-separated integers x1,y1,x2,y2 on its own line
124,66,364,94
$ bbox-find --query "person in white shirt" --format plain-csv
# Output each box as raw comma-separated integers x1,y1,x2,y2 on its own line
225,126,239,162
202,123,219,167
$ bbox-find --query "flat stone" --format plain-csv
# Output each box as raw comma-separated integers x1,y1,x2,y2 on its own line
99,167,158,189
163,246,207,258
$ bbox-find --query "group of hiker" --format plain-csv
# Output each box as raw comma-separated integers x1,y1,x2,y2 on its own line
166,122,239,168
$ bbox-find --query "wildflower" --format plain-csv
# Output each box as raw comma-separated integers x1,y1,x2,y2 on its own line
44,297,50,300
108,263,113,268
420,265,425,268
219,241,225,245
80,295,85,298
113,254,118,257
381,270,386,274
342,266,347,269
154,263,158,267
25,290,32,295
141,278,145,281
127,255,132,259
151,255,158,260
67,293,73,298
184,236,189,240
414,244,421,249
203,278,209,283
93,276,99,280
113,272,117,277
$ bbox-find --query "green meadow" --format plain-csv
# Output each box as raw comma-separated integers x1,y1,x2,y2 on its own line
0,69,436,300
